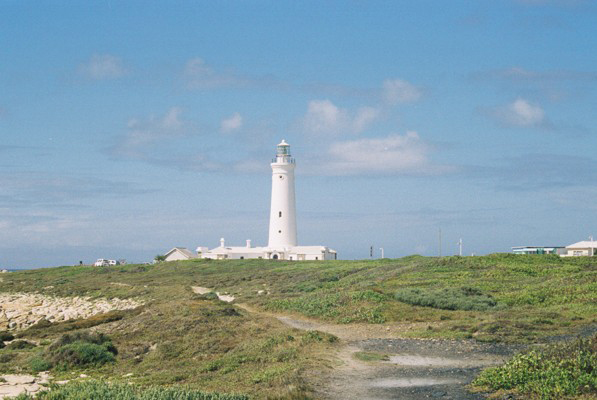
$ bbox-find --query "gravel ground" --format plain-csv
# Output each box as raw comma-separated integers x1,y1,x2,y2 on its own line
318,338,525,400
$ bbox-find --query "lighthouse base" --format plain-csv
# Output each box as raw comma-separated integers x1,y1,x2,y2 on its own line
195,242,337,261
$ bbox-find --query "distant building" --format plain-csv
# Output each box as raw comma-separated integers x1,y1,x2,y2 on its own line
196,140,337,261
511,246,565,255
93,259,124,267
164,247,198,262
560,240,597,257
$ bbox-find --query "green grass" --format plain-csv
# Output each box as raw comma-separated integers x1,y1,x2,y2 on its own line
12,379,248,400
471,334,597,399
394,286,500,311
353,351,389,362
1,254,596,398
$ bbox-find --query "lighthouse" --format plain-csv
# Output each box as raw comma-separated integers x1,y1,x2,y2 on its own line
194,140,336,261
268,140,298,248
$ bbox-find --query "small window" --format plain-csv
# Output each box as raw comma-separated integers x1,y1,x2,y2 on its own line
240,256,244,259
278,230,281,233
279,211,282,217
315,257,318,260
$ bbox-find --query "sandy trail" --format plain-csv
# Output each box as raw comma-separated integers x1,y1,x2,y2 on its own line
236,304,518,400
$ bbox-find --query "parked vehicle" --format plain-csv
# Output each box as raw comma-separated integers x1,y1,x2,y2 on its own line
94,259,109,267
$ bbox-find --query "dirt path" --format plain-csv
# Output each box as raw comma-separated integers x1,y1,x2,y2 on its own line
236,303,522,400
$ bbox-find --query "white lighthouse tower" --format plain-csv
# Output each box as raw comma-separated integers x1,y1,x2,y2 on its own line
194,139,336,261
268,140,298,248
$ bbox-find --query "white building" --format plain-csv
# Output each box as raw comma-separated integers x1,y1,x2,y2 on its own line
164,247,198,261
197,140,337,261
511,246,565,255
560,239,597,257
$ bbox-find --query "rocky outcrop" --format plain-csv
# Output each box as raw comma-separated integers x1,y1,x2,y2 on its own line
0,293,142,331
0,372,50,399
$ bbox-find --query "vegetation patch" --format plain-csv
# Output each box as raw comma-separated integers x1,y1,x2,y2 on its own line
5,340,36,350
15,379,248,400
18,309,142,339
354,351,389,362
395,286,500,311
471,334,597,399
44,332,117,370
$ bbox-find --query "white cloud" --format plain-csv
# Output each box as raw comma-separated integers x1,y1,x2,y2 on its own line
221,112,243,133
382,79,423,105
78,54,127,80
319,132,445,175
114,107,186,158
353,107,380,133
493,98,545,127
302,100,379,135
184,58,250,89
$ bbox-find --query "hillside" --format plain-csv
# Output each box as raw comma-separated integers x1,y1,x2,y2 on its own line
0,254,595,399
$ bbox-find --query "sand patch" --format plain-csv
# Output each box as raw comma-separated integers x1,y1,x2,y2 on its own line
191,286,235,302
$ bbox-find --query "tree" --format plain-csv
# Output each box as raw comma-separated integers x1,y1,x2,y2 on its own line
154,254,166,262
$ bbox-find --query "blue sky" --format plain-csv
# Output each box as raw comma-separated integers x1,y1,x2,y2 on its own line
1,0,596,268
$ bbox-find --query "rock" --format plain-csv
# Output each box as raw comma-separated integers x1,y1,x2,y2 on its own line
24,383,40,393
2,374,36,385
0,385,25,397
79,374,88,378
431,391,447,398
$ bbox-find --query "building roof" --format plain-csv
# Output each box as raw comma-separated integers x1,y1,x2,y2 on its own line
566,240,597,249
511,246,564,249
165,247,195,258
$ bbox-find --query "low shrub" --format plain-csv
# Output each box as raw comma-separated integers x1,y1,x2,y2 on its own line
472,334,597,399
0,331,15,341
44,332,118,370
302,330,338,343
0,353,16,363
15,379,249,399
29,356,52,372
354,351,389,362
395,286,499,311
5,340,36,350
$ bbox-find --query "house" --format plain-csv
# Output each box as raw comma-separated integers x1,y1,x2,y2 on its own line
560,240,597,257
164,247,198,262
511,246,565,255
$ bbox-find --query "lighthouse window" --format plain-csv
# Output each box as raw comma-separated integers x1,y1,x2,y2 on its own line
279,211,282,217
279,175,284,179
278,230,281,233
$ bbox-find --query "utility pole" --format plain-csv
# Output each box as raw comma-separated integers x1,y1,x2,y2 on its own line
379,248,384,258
438,228,442,257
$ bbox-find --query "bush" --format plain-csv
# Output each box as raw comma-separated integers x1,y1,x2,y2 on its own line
45,332,118,369
472,334,597,399
5,340,36,350
29,356,52,372
0,353,16,363
395,286,499,311
0,331,15,341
